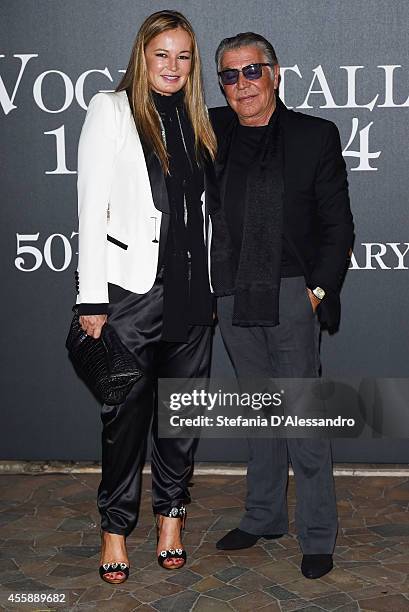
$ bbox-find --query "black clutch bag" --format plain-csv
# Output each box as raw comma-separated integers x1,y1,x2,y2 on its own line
66,308,143,405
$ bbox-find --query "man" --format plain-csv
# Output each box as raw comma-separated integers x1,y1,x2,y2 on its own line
209,33,354,579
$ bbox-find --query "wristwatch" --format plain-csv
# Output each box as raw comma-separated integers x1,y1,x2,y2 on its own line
312,286,326,301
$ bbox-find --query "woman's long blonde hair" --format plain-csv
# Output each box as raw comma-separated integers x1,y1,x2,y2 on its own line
117,10,217,173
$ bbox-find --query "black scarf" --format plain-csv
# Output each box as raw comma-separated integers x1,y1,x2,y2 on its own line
211,104,284,326
152,90,213,342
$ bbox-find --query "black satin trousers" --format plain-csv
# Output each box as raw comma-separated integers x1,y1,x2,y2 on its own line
97,268,212,536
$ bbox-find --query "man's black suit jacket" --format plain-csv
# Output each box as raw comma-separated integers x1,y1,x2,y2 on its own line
209,98,354,332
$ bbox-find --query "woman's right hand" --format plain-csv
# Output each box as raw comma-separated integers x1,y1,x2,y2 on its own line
79,314,107,339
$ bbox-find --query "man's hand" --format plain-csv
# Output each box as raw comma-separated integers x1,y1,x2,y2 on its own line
79,314,107,339
306,288,321,313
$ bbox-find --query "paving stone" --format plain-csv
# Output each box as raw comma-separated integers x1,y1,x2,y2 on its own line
58,516,96,532
358,594,409,611
127,566,166,586
230,569,274,591
321,567,370,590
59,545,99,558
373,548,400,561
129,587,163,603
77,592,142,611
35,531,82,546
192,595,233,610
384,512,409,524
0,569,26,585
336,560,379,570
383,562,409,574
263,540,287,552
294,607,327,612
369,524,409,538
198,494,242,510
230,590,280,611
191,542,222,559
129,539,156,552
149,581,184,597
215,566,248,582
285,577,338,599
338,545,386,561
347,584,398,600
280,599,310,612
347,564,406,585
45,552,95,567
61,490,96,504
180,532,203,546
0,512,28,527
0,559,18,572
209,514,243,531
165,568,202,587
65,587,87,605
224,547,274,568
271,535,298,549
205,584,245,600
49,563,94,578
1,577,51,591
309,591,353,610
192,576,226,592
190,554,233,576
77,585,115,603
341,517,367,529
265,584,297,600
151,589,199,611
257,560,301,584
127,550,158,568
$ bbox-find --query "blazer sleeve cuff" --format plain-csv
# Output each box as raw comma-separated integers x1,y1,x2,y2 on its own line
77,303,109,315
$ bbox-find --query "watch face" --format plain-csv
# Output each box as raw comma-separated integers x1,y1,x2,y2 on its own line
313,287,326,300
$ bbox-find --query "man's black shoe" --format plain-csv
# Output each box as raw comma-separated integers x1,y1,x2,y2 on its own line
301,554,333,579
216,528,283,550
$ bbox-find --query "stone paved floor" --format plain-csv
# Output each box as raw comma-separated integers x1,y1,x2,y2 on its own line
0,471,409,611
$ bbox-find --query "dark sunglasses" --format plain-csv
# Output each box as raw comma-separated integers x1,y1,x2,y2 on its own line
218,62,273,85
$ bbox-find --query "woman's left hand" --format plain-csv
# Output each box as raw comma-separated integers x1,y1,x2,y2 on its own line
79,314,107,339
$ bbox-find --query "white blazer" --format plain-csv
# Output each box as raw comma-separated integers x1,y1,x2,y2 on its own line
76,90,212,306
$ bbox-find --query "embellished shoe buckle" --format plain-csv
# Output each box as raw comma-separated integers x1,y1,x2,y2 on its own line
168,505,186,519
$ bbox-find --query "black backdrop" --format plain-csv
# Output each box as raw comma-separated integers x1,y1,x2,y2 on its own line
2,1,409,461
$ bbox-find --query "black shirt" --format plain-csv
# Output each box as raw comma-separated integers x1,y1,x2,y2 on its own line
152,89,213,342
224,121,303,277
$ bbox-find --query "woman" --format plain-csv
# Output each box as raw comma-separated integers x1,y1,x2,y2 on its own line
76,10,217,583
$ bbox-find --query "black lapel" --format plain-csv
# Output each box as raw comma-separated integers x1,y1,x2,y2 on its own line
125,88,170,214
204,156,222,215
138,140,169,269
275,96,291,175
214,115,237,205
141,143,170,214
276,97,312,278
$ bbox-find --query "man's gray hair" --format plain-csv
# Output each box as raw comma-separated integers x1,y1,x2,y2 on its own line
215,32,278,72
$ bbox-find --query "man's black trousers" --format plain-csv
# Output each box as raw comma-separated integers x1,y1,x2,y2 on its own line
217,276,338,554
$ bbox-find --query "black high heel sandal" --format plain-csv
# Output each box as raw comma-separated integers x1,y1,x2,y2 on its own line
156,506,187,570
99,531,130,584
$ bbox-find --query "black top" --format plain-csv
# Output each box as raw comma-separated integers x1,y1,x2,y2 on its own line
224,119,302,277
152,89,213,342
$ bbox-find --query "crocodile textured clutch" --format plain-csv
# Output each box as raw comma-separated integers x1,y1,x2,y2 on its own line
66,309,143,405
